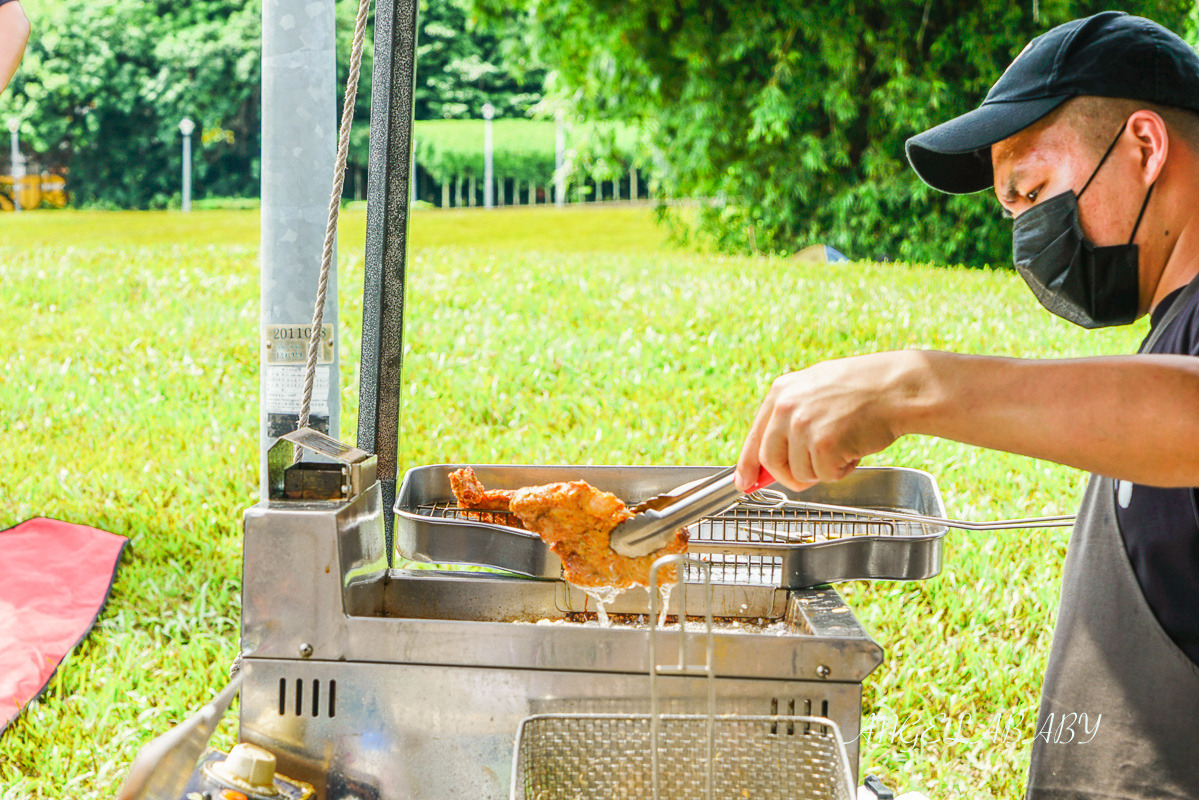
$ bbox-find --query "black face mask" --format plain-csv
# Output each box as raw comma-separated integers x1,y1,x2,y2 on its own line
1011,121,1154,329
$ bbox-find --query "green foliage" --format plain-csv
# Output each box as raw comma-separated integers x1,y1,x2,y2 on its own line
415,119,554,183
344,0,550,175
494,0,1194,266
414,0,545,121
412,118,636,184
2,0,261,208
191,196,261,210
318,0,553,181
3,0,548,207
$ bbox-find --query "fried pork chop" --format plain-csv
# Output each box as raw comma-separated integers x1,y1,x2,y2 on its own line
449,467,688,587
448,467,522,527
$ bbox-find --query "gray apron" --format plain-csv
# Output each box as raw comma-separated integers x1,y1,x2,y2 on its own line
1026,276,1199,800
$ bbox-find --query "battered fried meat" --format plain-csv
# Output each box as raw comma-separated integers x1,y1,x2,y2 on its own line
450,467,515,510
449,467,522,527
448,467,688,587
510,480,688,587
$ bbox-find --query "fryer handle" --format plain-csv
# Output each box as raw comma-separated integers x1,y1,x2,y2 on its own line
749,467,774,493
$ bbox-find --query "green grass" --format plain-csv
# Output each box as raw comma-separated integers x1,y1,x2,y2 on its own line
0,205,1146,798
0,204,676,253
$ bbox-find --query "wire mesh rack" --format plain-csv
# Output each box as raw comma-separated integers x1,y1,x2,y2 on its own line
416,500,524,527
412,499,928,542
510,713,856,800
412,498,937,588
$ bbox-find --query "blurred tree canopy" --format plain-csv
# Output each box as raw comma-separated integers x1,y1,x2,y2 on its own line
2,0,259,208
1,0,543,208
345,0,546,171
415,0,544,120
487,0,1194,266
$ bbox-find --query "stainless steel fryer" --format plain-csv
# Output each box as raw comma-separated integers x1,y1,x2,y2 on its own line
395,463,949,591
238,478,888,799
231,0,903,794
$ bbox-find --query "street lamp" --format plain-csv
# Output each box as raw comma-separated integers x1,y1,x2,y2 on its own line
8,117,22,212
179,117,195,212
482,102,494,209
554,109,565,207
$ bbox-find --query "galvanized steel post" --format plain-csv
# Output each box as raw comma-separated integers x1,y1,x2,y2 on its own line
259,0,339,498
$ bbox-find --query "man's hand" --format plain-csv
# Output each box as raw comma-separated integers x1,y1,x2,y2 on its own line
0,1,30,95
735,351,929,492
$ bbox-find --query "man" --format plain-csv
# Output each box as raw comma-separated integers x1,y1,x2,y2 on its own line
0,0,28,94
735,11,1199,799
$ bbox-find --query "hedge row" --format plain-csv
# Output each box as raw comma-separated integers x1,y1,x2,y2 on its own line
410,119,639,185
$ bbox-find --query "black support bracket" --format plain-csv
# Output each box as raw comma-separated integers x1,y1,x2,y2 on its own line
358,0,419,563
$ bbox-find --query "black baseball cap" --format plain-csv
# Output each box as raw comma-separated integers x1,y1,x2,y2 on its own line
906,11,1199,194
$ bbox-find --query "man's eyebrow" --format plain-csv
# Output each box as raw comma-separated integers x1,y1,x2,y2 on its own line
997,166,1022,203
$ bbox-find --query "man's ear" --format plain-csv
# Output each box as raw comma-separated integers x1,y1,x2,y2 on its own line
1127,109,1169,186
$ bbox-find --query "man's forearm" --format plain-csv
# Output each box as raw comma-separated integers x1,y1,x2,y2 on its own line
0,2,31,94
903,351,1199,487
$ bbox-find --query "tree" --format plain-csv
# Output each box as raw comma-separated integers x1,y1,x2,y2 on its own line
488,0,1194,266
1,0,260,208
2,0,546,208
415,0,545,120
344,0,547,182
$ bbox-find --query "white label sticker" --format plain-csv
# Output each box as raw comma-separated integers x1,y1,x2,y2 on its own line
264,323,335,365
265,365,331,415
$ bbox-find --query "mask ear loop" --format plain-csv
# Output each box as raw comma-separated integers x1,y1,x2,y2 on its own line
1079,119,1130,199
1127,182,1155,244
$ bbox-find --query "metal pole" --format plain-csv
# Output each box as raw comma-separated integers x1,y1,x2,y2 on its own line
182,136,191,211
260,0,339,498
554,109,565,207
8,118,21,212
179,117,195,212
482,102,494,209
358,0,419,558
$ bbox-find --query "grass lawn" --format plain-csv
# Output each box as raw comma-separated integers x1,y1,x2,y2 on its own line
0,203,678,253
0,205,1146,798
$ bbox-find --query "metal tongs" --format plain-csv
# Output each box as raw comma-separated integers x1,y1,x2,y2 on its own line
609,465,1077,558
743,490,1075,531
609,467,776,557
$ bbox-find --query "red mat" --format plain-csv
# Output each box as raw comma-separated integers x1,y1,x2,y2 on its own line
0,518,128,733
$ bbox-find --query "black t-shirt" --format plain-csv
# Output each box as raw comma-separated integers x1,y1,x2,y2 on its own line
1114,280,1199,667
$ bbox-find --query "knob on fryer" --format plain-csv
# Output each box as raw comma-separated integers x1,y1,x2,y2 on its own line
211,743,279,795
